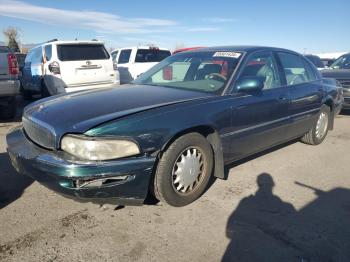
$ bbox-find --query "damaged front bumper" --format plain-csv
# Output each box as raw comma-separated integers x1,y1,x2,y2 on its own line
6,127,156,206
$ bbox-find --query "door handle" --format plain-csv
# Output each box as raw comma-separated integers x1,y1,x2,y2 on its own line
279,96,288,101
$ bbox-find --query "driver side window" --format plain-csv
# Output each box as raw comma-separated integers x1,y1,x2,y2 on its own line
240,52,281,90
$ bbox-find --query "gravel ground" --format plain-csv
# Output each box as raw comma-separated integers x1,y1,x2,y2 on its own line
0,97,350,262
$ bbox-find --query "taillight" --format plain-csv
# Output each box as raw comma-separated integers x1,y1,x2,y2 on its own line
7,54,19,76
48,61,60,75
113,61,118,70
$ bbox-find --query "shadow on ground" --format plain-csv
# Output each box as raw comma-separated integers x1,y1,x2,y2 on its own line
0,95,32,123
222,173,350,262
340,109,350,116
0,152,33,209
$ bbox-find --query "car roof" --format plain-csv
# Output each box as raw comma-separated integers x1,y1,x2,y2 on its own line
187,45,299,54
51,40,104,45
305,54,320,58
111,46,170,52
33,40,105,48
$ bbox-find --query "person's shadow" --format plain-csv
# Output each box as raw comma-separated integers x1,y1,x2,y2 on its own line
223,173,350,262
223,173,297,261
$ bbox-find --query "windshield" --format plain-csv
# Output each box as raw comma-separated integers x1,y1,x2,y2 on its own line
330,54,350,69
134,51,242,94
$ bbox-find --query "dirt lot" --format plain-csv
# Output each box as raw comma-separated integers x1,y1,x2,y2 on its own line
0,97,350,262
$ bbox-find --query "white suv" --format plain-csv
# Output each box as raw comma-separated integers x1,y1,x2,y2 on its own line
22,40,119,98
111,46,171,84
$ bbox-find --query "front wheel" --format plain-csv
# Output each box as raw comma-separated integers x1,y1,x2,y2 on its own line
152,133,213,207
301,105,330,145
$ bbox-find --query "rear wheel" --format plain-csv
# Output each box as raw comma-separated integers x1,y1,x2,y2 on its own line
153,133,213,207
301,105,330,145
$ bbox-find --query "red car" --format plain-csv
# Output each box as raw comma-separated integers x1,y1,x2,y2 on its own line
172,47,204,55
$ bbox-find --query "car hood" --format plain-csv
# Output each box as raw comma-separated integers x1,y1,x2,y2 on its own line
23,84,214,138
321,69,350,79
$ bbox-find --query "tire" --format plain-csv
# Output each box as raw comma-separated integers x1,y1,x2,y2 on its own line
153,132,213,207
301,105,331,145
1,97,17,120
41,81,50,98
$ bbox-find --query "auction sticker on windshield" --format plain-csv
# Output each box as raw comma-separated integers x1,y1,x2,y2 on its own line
213,52,241,58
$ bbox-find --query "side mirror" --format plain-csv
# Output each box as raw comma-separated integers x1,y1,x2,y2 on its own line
236,76,264,92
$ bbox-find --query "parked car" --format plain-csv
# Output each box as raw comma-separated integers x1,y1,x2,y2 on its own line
0,46,20,119
320,58,335,68
21,40,119,99
321,53,350,109
172,47,204,55
304,55,325,70
111,46,171,84
7,46,343,207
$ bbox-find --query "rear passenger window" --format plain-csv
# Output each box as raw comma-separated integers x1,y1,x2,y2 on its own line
31,47,43,64
118,49,132,64
278,52,312,85
44,45,52,62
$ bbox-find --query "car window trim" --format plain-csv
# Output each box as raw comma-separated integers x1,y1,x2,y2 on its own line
221,51,247,95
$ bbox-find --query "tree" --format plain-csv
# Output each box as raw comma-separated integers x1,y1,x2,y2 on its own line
3,27,20,52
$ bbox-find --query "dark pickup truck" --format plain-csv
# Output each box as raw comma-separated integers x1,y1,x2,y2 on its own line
322,53,350,109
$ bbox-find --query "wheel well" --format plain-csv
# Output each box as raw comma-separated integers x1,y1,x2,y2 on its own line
161,126,216,152
323,99,334,130
324,99,333,111
160,125,225,179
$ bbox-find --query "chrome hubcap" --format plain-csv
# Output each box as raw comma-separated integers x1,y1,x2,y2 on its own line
172,147,204,194
315,112,328,139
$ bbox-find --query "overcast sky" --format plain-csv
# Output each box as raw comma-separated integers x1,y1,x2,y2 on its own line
0,0,349,53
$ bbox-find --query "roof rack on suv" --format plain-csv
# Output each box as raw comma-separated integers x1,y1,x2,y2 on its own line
46,39,58,43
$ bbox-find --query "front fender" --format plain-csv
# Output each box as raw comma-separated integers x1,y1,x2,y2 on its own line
85,97,232,179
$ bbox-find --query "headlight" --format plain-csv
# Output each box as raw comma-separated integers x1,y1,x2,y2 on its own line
61,134,140,160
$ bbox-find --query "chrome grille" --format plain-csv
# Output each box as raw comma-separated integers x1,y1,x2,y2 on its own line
338,79,350,89
22,116,56,149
